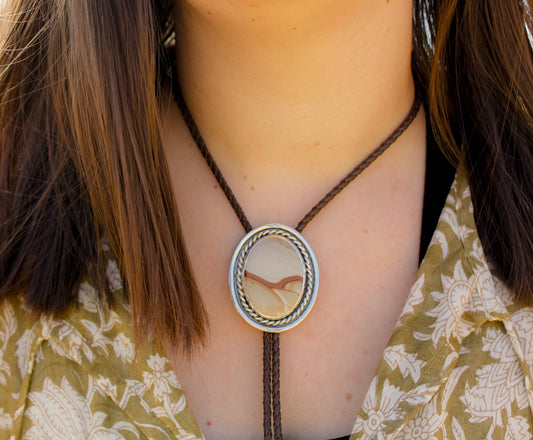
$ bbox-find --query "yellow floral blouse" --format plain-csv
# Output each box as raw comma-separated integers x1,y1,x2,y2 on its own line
1,168,533,440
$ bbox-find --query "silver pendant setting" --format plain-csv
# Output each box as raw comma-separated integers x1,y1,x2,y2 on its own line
229,224,319,332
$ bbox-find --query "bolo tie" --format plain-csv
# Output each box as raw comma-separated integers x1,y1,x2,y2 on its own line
175,88,422,439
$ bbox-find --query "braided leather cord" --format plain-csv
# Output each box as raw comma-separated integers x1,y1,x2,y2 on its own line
178,100,253,232
263,332,274,440
296,90,422,232
176,88,422,440
272,334,282,439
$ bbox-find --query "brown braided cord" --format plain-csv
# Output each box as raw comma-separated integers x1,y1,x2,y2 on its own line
271,333,282,440
263,332,273,440
176,88,422,440
261,332,282,440
177,94,253,233
296,91,422,232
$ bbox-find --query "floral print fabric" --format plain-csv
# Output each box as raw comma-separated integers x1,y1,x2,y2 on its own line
351,169,533,440
0,265,202,439
1,168,533,439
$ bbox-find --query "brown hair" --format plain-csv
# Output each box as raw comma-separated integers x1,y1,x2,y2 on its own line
0,0,532,351
413,0,533,302
0,0,206,351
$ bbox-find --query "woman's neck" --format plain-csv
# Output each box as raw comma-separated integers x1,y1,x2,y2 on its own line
173,0,416,183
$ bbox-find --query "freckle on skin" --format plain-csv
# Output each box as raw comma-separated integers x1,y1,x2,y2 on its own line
313,141,320,146
305,372,309,377
206,421,212,426
363,349,368,355
214,185,218,189
292,27,297,30
363,229,368,235
243,175,248,180
250,186,255,190
346,393,352,402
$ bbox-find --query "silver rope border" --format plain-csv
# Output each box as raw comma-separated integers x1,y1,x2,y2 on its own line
229,224,319,332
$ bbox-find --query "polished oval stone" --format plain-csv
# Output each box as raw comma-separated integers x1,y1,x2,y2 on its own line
243,235,304,319
229,224,319,332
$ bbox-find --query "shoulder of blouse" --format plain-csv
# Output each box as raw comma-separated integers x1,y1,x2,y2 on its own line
0,249,202,439
352,165,533,439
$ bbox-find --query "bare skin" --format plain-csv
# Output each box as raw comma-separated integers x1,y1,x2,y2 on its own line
162,1,426,439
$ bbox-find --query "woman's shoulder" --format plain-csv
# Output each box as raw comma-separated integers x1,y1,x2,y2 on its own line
351,167,533,439
425,165,529,321
0,269,133,435
401,165,533,388
0,257,132,371
0,263,202,439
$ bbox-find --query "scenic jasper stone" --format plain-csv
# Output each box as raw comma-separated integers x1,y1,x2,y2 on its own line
229,224,319,332
243,235,304,319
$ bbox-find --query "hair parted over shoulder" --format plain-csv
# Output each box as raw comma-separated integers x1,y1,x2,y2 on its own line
0,0,207,352
0,0,532,350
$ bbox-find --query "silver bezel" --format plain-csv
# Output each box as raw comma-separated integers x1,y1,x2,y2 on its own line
229,224,319,332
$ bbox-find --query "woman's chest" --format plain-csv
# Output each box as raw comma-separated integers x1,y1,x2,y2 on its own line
168,182,424,440
164,109,427,439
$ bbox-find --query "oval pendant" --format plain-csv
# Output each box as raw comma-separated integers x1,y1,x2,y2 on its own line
229,224,319,332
